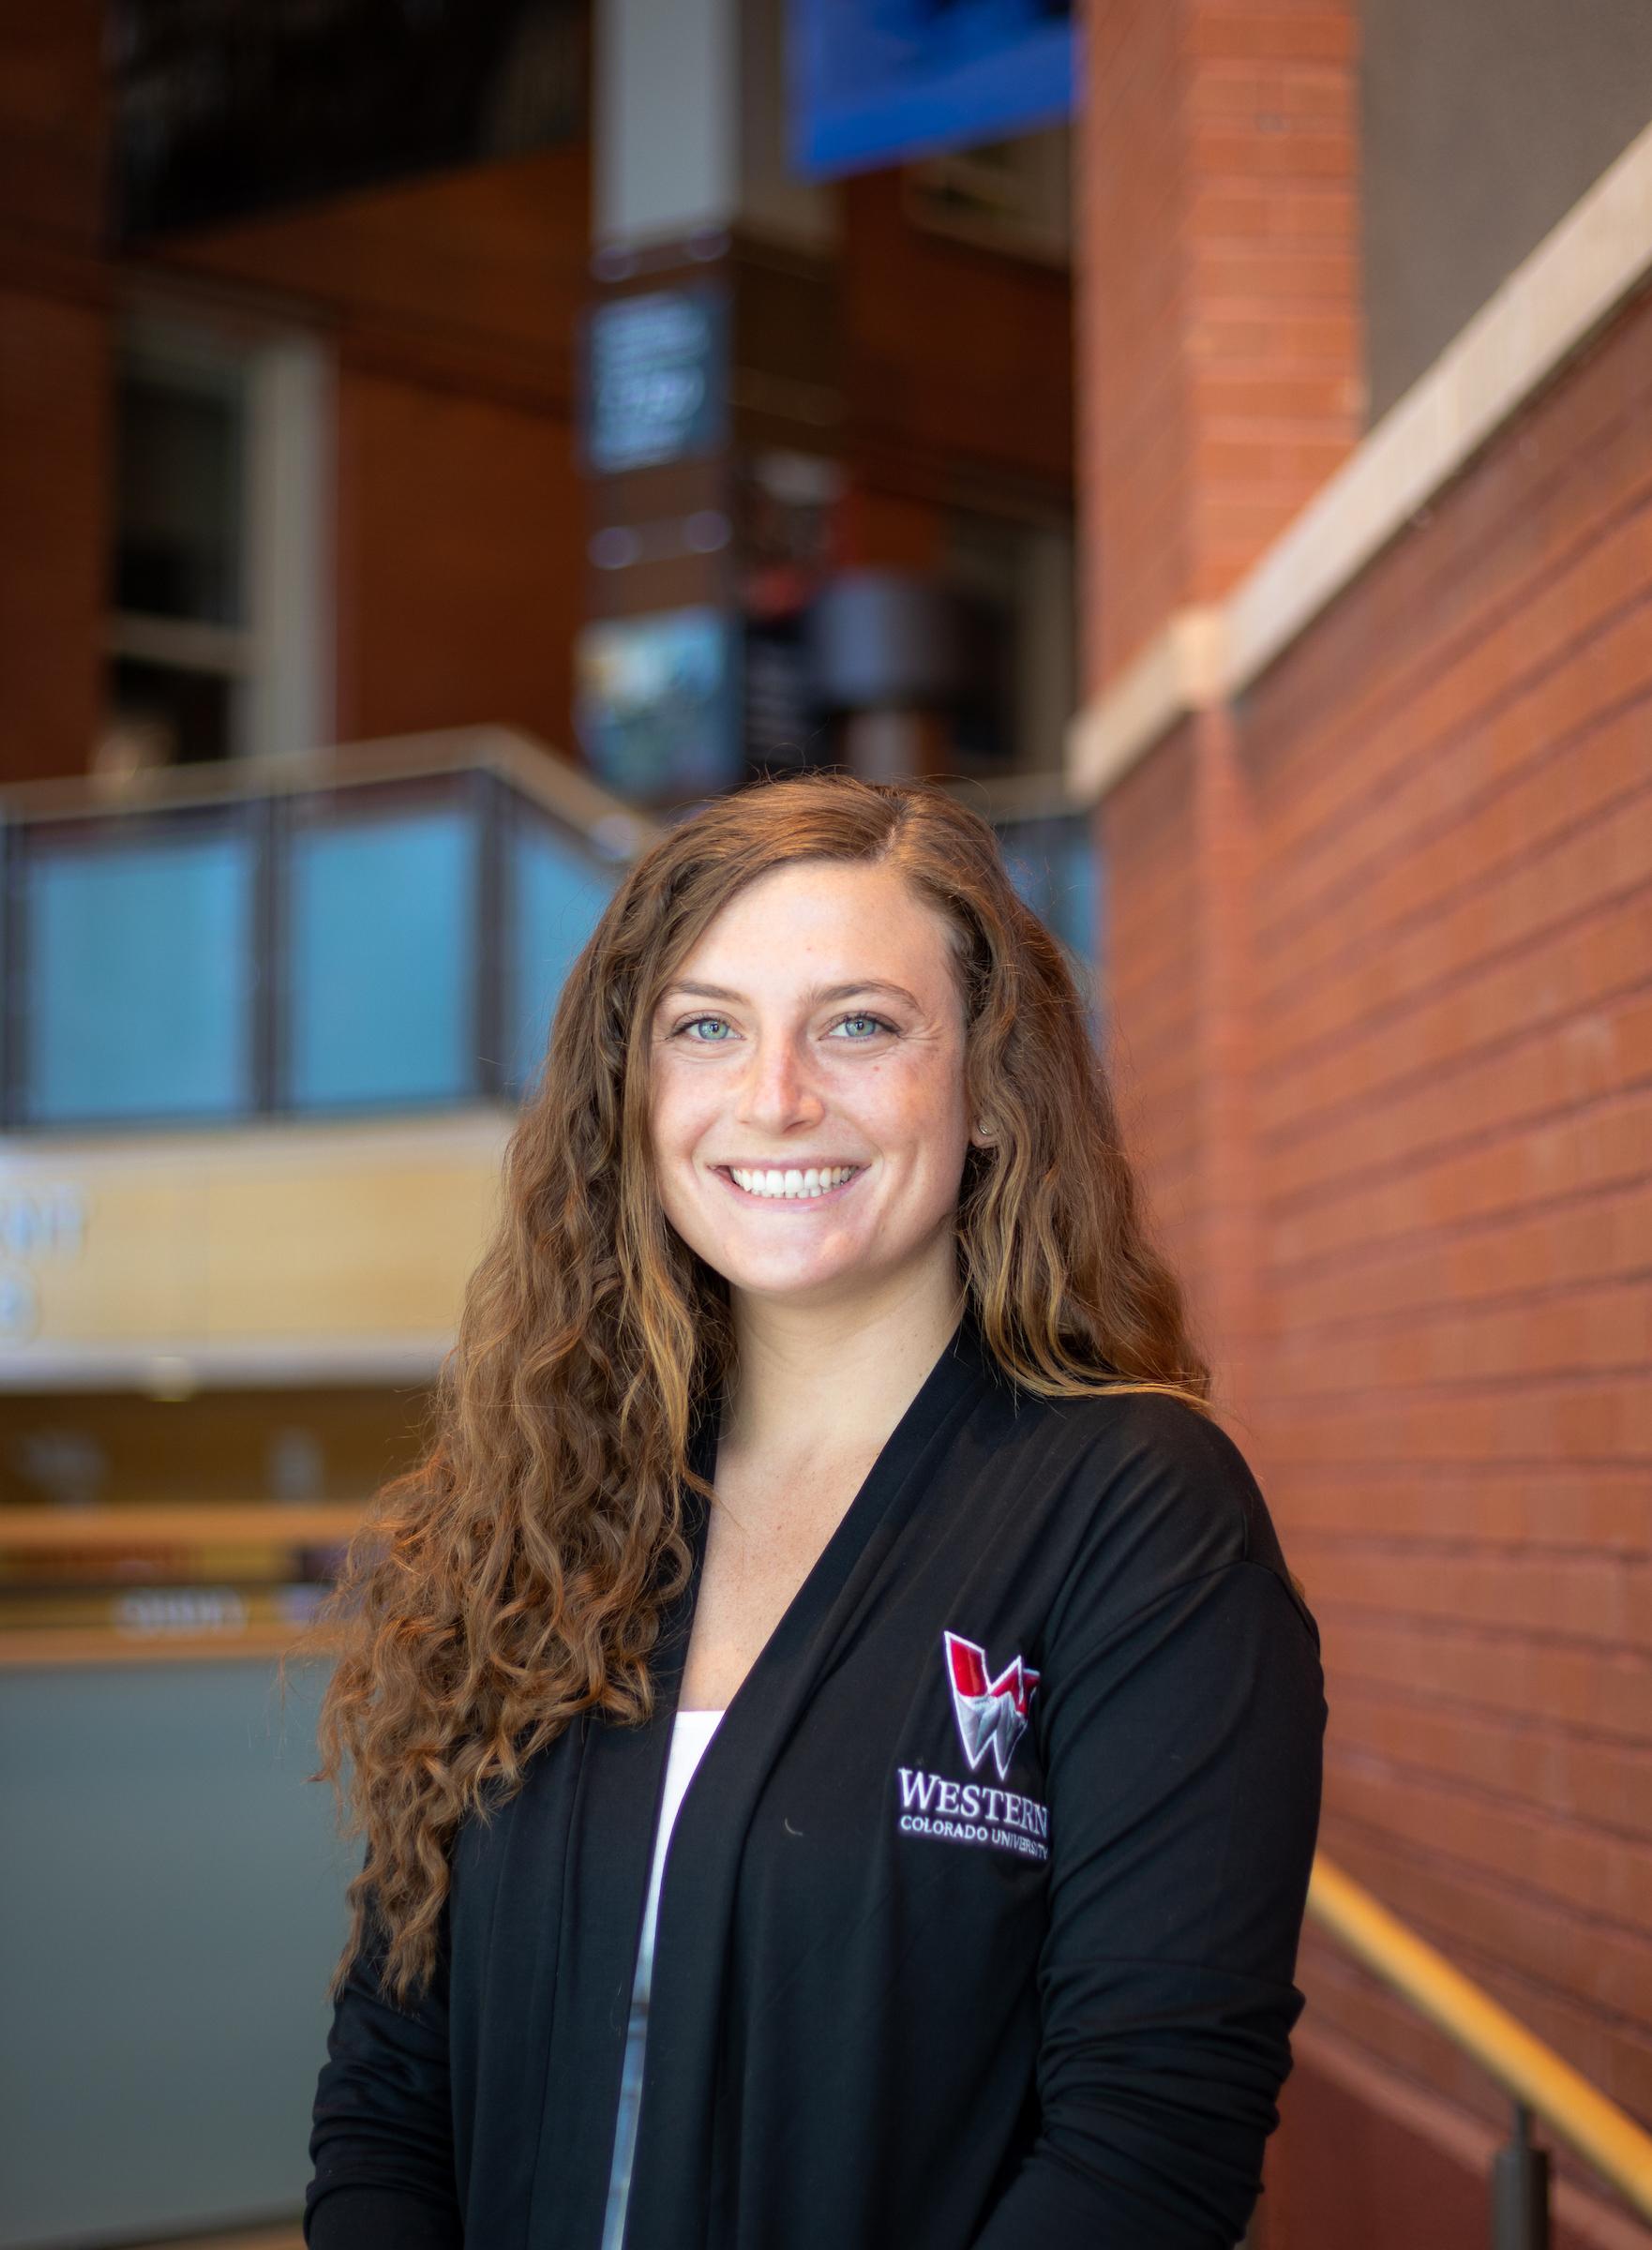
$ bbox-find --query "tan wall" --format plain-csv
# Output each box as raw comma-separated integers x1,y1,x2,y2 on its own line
0,1115,509,1381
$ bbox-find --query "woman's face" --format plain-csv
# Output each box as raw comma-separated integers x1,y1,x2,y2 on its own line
648,859,979,1314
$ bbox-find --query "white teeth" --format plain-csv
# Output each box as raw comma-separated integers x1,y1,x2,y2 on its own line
728,1164,858,1199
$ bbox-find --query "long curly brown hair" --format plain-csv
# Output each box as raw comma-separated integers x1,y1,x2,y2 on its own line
286,771,1215,2008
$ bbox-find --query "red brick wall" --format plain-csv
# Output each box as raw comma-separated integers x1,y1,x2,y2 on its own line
1078,0,1193,685
1078,0,1362,684
1251,274,1652,2243
1098,717,1205,1237
1099,259,1652,2250
1100,702,1269,1410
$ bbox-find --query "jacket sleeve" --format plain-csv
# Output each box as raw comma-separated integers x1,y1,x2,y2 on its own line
304,1880,463,2248
970,1413,1328,2249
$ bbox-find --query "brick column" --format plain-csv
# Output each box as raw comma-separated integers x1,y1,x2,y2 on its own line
1075,0,1360,1406
1093,702,1261,1420
1079,0,1362,683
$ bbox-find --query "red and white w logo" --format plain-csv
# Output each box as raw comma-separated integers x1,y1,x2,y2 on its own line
942,1630,1040,1780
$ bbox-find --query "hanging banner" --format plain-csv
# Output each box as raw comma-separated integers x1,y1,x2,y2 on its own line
789,0,1075,180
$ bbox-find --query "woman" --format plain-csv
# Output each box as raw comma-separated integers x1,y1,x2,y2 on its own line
298,772,1325,2250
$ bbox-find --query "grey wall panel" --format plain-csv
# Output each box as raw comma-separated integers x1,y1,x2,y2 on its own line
1362,0,1652,420
1,1657,353,2249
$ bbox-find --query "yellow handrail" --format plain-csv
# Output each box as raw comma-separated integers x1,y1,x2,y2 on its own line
1308,1854,1652,2222
0,1504,368,1550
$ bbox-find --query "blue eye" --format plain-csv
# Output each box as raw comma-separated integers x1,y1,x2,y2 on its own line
669,1011,895,1042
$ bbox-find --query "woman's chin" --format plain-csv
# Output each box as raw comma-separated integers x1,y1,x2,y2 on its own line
714,1250,868,1304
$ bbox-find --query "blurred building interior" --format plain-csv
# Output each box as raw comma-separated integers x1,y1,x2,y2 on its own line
1,1,1650,2245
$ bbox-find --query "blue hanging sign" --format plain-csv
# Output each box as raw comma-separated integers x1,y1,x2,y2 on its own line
575,608,743,805
582,288,728,477
789,0,1075,180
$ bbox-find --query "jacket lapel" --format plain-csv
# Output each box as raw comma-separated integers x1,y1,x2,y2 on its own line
526,1406,719,2246
622,1311,1002,2247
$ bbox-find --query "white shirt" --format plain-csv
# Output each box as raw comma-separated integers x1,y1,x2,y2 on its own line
600,1706,727,2250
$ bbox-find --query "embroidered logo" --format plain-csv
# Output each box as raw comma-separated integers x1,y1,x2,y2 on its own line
942,1630,1040,1780
892,1633,1049,1862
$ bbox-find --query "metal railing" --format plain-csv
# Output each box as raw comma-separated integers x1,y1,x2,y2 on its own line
1308,1854,1652,2244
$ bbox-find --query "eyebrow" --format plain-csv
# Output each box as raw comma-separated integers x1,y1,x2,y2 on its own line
659,979,923,1011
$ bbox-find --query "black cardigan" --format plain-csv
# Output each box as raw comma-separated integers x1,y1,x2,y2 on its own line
305,1312,1326,2249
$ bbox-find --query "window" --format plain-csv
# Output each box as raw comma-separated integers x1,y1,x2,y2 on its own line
942,511,1077,779
103,311,330,771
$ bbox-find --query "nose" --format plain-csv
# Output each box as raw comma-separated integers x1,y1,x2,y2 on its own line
737,1029,826,1137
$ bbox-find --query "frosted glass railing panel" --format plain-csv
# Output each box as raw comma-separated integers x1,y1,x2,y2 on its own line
0,776,1094,1133
506,816,619,1091
23,828,254,1125
287,809,478,1108
998,814,1100,968
0,1658,348,2248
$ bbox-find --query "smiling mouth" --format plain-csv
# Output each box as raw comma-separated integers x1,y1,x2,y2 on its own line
716,1163,864,1203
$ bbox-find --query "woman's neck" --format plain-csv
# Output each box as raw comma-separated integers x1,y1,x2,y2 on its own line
721,1255,966,1472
